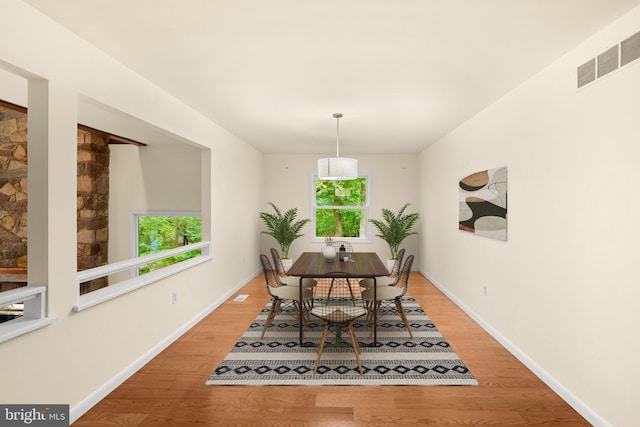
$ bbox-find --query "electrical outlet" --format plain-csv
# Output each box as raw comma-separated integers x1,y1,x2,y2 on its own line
483,286,488,297
172,292,178,304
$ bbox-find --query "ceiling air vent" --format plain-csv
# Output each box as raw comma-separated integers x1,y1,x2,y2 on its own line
621,30,640,67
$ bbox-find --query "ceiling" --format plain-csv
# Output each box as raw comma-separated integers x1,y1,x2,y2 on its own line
23,0,640,154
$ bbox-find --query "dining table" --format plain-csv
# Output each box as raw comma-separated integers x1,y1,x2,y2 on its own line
287,251,389,346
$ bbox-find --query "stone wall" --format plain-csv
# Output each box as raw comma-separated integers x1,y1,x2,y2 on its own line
0,104,110,294
0,106,28,292
77,129,110,294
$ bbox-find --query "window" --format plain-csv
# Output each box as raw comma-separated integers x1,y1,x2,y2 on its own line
0,285,53,344
134,211,202,275
0,301,22,325
313,176,370,241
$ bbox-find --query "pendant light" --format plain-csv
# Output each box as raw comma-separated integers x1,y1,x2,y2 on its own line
318,113,358,180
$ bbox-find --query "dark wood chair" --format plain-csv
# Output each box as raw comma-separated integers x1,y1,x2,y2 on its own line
311,271,367,375
362,255,414,339
270,247,317,289
259,254,313,339
359,248,405,289
327,240,357,301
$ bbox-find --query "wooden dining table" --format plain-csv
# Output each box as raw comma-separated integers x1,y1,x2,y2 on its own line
287,251,389,346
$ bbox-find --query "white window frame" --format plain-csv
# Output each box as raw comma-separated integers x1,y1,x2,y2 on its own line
73,210,209,312
0,285,56,344
310,173,372,244
75,241,210,312
130,210,202,278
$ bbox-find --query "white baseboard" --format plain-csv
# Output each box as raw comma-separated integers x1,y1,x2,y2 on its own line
70,269,260,424
420,269,609,427
71,268,607,425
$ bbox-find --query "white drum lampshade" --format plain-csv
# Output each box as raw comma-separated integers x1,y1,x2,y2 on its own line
318,113,358,181
318,157,358,180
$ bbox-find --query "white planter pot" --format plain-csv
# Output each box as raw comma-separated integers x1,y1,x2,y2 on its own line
387,259,395,273
281,258,293,271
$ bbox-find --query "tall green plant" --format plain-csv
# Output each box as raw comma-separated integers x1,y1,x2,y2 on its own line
369,203,419,259
259,202,310,259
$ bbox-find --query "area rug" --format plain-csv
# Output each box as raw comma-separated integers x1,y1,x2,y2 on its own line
206,297,477,386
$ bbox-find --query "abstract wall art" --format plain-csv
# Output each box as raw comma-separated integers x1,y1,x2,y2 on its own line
458,166,507,240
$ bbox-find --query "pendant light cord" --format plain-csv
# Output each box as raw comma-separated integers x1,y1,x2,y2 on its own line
333,112,343,158
336,115,340,158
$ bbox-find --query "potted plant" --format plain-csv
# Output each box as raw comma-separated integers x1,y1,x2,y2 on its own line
259,202,310,269
369,203,419,270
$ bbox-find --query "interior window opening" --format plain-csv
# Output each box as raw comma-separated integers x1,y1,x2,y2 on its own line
134,213,202,276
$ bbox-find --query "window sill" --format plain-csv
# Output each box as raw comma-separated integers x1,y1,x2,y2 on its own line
0,316,57,344
74,255,211,312
0,285,56,344
310,237,373,244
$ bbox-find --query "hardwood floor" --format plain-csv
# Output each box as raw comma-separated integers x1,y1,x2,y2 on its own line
73,273,590,426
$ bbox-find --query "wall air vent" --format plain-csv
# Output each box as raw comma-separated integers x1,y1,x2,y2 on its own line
577,58,596,88
621,30,640,67
577,29,640,89
597,46,619,78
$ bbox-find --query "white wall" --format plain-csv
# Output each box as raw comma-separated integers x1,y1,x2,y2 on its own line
420,6,640,427
4,1,636,424
0,1,262,421
108,145,144,264
261,153,421,264
109,143,203,264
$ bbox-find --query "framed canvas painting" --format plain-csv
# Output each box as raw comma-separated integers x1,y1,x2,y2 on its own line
458,166,507,240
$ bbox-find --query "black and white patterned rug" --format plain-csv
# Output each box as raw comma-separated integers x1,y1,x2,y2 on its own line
206,297,477,386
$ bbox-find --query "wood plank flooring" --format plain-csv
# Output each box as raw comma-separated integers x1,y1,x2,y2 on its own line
73,273,590,426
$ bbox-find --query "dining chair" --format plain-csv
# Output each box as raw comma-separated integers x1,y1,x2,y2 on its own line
362,254,414,339
259,254,313,339
270,248,318,290
311,271,367,375
358,248,405,289
327,240,357,301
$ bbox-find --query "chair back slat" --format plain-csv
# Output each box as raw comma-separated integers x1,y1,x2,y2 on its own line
310,272,365,375
394,254,414,298
269,248,283,272
312,271,365,323
332,240,353,253
270,248,288,281
260,254,281,291
389,248,405,278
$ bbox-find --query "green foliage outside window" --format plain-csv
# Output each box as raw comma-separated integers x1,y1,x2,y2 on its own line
138,215,202,274
315,177,367,238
